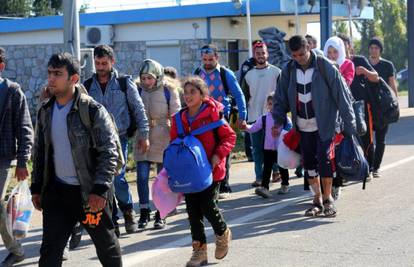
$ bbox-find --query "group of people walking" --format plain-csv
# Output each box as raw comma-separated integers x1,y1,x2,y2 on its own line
0,31,397,267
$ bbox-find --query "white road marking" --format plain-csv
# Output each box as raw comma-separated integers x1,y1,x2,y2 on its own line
124,155,414,266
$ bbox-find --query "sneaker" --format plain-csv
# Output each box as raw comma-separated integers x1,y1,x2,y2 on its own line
251,181,261,187
372,169,381,178
153,211,166,230
69,222,83,249
186,241,207,267
255,187,271,198
62,244,69,261
123,209,138,234
331,186,342,201
278,185,290,194
0,253,25,267
219,192,230,199
138,208,151,229
215,228,231,260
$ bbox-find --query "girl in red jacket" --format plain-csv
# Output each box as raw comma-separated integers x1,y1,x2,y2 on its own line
170,76,236,267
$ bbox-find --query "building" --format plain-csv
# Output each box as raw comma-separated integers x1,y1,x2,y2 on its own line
0,0,373,115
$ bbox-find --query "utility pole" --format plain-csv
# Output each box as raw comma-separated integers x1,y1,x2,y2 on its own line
63,0,80,62
320,0,332,48
408,0,414,107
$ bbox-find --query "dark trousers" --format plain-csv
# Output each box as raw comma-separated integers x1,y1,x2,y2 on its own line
185,182,227,244
373,125,389,171
262,150,289,190
39,181,122,267
220,115,232,193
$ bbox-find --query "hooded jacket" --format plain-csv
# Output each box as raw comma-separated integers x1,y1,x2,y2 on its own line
324,36,355,86
170,97,236,181
134,59,181,163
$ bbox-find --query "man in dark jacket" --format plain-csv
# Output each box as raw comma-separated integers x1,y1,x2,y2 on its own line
0,47,34,267
272,35,356,217
31,53,122,267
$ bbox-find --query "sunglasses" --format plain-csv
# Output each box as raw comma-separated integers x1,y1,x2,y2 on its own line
200,48,217,55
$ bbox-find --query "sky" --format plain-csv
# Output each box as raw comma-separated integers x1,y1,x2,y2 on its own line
81,0,230,13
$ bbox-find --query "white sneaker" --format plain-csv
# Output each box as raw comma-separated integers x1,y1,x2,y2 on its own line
255,187,271,198
278,185,290,194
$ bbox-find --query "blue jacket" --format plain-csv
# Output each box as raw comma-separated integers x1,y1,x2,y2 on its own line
86,69,149,138
272,51,356,141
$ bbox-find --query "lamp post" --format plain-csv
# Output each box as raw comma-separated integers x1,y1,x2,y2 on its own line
63,0,80,62
233,0,252,58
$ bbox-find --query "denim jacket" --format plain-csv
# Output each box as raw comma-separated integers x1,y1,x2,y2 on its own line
86,69,149,139
31,86,119,203
272,51,357,141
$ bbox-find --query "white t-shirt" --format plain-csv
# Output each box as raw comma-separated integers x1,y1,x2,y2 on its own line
244,64,281,123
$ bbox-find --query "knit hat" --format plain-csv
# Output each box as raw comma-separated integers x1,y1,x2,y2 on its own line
368,37,383,52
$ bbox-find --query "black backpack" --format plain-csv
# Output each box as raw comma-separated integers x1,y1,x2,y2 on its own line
84,76,138,138
370,78,400,130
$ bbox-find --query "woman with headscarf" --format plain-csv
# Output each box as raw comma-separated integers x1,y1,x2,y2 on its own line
134,59,181,230
324,36,355,86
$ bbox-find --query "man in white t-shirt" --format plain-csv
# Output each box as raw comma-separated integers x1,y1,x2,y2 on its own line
242,41,281,187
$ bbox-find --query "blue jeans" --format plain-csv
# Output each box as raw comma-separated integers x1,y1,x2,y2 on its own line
250,130,264,182
113,135,133,212
136,161,163,209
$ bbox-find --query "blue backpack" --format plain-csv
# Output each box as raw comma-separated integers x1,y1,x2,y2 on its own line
163,111,226,193
335,135,370,189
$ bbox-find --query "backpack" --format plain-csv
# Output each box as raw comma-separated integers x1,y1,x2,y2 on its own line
370,77,400,129
335,135,369,189
163,111,226,193
84,76,138,138
77,93,125,176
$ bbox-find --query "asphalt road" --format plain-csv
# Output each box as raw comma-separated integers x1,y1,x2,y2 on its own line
1,101,413,267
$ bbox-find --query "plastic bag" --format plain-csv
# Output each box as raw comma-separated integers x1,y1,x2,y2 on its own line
277,130,301,169
6,180,34,239
152,168,183,219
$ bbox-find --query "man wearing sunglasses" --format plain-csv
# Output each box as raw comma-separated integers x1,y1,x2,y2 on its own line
194,44,247,199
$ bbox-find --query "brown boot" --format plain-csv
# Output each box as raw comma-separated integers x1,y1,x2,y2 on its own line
186,241,208,267
215,228,232,259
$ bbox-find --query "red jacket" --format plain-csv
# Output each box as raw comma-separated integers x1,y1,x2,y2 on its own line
170,97,236,181
339,59,355,86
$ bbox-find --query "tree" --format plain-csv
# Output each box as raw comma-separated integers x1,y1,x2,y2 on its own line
0,0,32,17
357,0,407,71
32,0,62,16
333,20,349,36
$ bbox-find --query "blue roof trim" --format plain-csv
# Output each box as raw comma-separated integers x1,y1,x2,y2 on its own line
0,0,282,33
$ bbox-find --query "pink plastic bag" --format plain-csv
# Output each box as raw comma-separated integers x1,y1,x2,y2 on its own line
152,168,183,219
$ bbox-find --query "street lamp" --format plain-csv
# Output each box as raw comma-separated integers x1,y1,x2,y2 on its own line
233,0,252,58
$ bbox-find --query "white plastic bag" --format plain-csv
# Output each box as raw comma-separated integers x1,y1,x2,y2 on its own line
6,180,34,239
277,130,301,169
